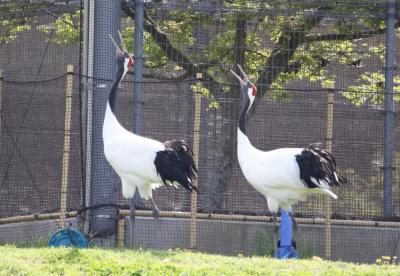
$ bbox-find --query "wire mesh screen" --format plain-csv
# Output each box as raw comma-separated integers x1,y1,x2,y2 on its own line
113,79,196,212
1,77,82,216
1,0,399,264
126,2,397,218
0,0,83,243
117,1,399,263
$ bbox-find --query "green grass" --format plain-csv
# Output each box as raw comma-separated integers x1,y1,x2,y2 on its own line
0,245,398,275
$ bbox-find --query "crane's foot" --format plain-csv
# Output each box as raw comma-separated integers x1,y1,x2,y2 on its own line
152,208,159,218
132,190,145,210
272,212,279,234
129,198,136,219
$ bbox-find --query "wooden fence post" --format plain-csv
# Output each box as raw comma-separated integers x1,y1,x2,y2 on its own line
189,73,202,250
117,216,125,247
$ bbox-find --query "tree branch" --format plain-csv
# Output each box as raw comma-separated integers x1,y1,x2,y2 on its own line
251,15,399,116
0,3,77,20
252,10,326,115
244,48,270,60
122,2,219,83
304,21,400,43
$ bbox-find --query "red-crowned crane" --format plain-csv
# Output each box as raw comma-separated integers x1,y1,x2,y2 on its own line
103,33,198,216
230,64,349,229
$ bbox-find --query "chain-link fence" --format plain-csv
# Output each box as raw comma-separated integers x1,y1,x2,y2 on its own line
1,0,399,264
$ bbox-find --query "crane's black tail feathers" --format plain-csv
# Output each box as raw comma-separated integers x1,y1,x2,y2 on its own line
296,143,350,189
154,140,199,193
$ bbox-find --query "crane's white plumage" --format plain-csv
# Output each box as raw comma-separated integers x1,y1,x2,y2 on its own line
238,129,338,213
103,103,164,199
231,64,349,217
103,33,198,213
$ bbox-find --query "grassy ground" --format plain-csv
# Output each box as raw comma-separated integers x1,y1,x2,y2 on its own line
0,245,398,275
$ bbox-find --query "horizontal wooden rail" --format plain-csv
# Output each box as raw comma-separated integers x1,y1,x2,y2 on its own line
1,210,400,229
0,211,77,225
119,210,400,228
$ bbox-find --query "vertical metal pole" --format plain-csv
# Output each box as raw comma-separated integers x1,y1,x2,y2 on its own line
133,0,144,134
0,70,3,158
324,91,334,259
82,0,93,235
60,65,74,228
189,73,202,250
383,0,396,217
87,0,120,244
129,0,145,247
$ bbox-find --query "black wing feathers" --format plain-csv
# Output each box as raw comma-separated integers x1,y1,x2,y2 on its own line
154,140,198,193
296,143,350,189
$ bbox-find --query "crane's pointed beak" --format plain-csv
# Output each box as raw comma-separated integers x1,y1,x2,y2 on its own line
230,69,246,86
237,64,251,83
108,34,123,54
118,30,128,53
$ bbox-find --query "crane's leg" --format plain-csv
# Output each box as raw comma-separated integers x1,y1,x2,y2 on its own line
276,209,299,258
272,212,279,234
129,197,136,248
151,198,160,218
130,198,135,217
272,212,279,256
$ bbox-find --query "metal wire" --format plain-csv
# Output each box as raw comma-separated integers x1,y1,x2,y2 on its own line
0,0,399,263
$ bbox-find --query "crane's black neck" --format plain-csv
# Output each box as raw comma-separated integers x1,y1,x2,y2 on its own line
108,67,124,114
238,94,250,134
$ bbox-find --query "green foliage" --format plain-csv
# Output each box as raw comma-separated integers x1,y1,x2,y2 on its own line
158,10,195,48
122,24,168,68
207,29,235,65
37,11,80,46
1,2,80,46
369,44,385,60
0,19,31,44
0,0,46,45
2,0,396,108
191,84,220,109
0,1,47,14
342,72,400,106
52,12,80,45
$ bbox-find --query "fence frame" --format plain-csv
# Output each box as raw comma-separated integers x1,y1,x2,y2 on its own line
0,0,398,262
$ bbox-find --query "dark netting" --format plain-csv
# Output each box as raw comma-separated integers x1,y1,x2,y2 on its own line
0,0,83,244
112,78,196,212
1,0,399,264
1,76,82,216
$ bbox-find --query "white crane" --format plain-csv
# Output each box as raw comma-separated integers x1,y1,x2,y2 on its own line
103,33,198,215
230,64,349,229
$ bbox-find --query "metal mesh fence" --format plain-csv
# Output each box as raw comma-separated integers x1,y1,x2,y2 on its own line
1,0,400,264
0,0,83,242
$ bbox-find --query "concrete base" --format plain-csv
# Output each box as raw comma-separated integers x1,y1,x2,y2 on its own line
125,216,400,264
1,216,399,264
0,218,77,246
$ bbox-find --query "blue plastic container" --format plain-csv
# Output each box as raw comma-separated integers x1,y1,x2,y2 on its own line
48,228,88,248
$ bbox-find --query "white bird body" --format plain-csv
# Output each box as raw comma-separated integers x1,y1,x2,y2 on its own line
103,104,164,199
231,65,348,215
238,129,336,212
102,34,198,212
